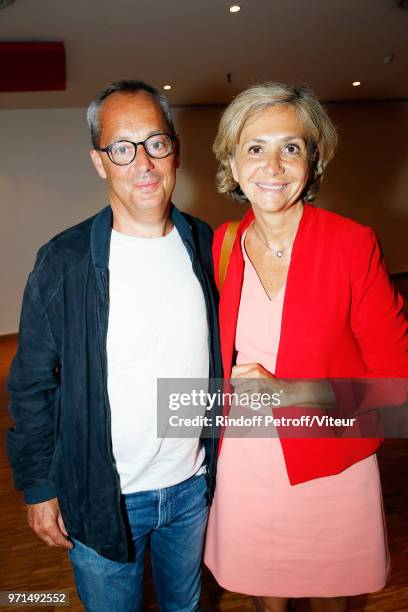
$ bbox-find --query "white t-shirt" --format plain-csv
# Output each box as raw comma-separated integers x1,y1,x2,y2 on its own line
107,226,209,493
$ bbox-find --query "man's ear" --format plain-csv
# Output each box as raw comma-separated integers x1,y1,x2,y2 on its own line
229,155,238,183
90,149,107,180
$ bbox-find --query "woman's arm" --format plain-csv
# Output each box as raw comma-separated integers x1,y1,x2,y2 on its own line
231,363,336,409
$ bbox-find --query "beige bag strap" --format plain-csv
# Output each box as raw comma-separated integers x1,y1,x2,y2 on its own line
218,221,240,293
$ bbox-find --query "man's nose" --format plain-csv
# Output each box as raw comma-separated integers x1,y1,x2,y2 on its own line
133,144,155,171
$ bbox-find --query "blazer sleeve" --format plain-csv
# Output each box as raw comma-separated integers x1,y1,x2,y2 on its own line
333,226,408,426
350,226,408,375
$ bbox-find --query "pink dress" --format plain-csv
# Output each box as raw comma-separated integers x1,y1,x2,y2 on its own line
204,232,389,597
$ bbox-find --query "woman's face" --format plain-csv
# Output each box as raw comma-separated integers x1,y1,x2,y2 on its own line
230,104,310,214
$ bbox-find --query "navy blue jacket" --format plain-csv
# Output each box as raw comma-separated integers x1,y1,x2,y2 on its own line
7,204,222,562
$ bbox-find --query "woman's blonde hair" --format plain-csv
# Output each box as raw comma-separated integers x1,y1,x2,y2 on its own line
213,82,338,202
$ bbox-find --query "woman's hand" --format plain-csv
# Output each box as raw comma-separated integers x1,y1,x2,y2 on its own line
231,363,279,408
231,363,274,380
230,364,336,410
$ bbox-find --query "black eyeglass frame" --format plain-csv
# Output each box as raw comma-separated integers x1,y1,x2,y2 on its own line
97,133,177,165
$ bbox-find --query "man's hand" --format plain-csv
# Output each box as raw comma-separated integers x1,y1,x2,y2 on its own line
27,497,73,549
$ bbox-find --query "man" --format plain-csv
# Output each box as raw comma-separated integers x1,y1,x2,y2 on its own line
7,80,222,611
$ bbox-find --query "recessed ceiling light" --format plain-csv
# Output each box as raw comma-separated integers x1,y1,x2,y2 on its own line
352,81,361,87
230,5,241,13
163,85,172,90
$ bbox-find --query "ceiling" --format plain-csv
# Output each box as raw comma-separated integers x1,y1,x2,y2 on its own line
0,0,407,109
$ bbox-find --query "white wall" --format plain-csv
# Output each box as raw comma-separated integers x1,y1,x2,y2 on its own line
1,108,107,335
1,102,407,334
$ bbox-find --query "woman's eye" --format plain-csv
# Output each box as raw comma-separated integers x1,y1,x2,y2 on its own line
284,143,301,155
248,145,262,155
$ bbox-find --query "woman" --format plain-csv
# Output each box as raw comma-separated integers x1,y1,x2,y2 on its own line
204,83,408,612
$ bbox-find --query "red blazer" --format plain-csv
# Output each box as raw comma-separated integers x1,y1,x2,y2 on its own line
213,203,408,484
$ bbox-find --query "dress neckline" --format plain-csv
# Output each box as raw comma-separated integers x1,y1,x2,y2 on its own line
241,227,287,303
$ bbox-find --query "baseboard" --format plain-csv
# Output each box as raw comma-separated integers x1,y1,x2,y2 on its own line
0,332,18,342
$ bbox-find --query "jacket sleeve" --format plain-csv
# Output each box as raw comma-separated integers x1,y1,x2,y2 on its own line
332,226,408,427
7,267,60,504
350,226,408,375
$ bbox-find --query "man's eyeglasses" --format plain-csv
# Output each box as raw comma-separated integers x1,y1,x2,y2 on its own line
97,133,176,166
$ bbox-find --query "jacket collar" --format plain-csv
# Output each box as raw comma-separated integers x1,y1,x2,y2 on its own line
90,203,195,270
237,207,255,236
90,205,112,270
170,204,196,253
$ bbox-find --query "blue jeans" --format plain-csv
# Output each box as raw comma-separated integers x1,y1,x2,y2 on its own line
68,473,208,612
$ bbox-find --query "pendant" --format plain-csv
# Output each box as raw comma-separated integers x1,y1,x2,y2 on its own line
276,251,283,257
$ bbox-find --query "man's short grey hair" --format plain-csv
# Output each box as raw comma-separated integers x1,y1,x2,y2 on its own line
86,80,176,149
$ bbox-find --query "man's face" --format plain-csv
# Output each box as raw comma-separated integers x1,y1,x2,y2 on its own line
90,91,179,216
